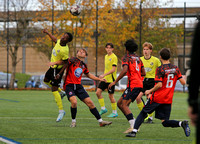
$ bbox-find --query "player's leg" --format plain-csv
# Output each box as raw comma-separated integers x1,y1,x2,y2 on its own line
96,87,107,115
82,97,112,127
121,99,135,133
44,68,66,98
158,104,190,137
136,92,144,111
69,96,77,127
126,99,158,137
107,85,118,117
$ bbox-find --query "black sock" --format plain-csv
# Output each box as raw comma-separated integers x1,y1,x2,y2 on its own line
125,113,134,121
134,110,148,130
162,120,180,128
90,107,101,120
71,107,77,119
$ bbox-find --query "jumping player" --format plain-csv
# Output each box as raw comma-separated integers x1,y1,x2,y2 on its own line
126,48,190,137
136,42,161,123
96,43,118,118
54,48,112,127
43,29,73,122
108,39,145,133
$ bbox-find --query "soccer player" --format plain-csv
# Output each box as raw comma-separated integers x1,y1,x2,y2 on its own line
136,42,161,123
43,29,73,122
126,48,191,137
108,39,145,133
96,43,118,118
54,48,112,127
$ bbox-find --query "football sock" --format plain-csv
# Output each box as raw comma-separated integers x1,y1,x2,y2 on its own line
58,87,63,93
125,113,135,128
71,107,77,120
52,91,63,110
98,98,106,110
111,102,117,114
44,81,52,87
148,112,154,120
134,110,148,130
137,101,144,111
90,107,101,120
162,120,180,128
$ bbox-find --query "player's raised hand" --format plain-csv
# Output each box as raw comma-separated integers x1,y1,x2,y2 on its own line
43,29,48,34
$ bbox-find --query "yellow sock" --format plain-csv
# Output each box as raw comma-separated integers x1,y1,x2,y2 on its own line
58,87,62,93
44,81,52,88
98,98,105,109
111,102,117,114
52,91,63,110
137,101,144,111
148,112,154,118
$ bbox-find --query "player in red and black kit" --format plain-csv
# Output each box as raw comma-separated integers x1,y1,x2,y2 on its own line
55,48,112,128
126,48,191,137
108,39,146,133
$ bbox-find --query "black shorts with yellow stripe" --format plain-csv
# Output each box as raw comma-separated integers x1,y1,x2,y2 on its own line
44,67,64,87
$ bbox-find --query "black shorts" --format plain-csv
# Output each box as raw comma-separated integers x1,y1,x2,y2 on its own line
98,81,115,94
65,84,89,101
142,99,171,120
44,67,64,87
141,78,155,93
121,87,142,102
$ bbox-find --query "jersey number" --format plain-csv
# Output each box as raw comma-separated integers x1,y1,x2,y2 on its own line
166,74,174,88
136,61,139,72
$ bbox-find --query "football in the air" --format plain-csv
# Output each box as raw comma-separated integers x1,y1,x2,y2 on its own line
70,5,81,16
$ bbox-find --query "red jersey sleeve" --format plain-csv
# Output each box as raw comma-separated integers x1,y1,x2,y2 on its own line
176,67,182,80
155,67,163,83
83,64,89,74
122,55,128,67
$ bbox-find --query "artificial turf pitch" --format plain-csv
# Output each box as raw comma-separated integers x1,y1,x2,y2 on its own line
0,90,195,144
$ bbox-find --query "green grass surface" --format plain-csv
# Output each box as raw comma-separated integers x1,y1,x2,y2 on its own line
0,90,195,144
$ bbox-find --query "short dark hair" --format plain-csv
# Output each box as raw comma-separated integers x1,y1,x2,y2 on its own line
65,32,73,42
160,48,170,60
105,43,114,48
124,39,138,53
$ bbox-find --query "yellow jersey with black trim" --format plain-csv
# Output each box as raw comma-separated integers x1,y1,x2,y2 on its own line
104,53,118,83
51,39,69,69
140,56,161,78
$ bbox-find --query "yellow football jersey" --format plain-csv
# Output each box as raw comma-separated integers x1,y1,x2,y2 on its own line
104,53,118,83
140,56,161,78
50,39,69,69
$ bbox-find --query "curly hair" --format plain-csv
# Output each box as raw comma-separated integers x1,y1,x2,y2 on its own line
124,39,138,53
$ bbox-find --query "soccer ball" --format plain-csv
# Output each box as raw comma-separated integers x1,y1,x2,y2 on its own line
70,5,81,16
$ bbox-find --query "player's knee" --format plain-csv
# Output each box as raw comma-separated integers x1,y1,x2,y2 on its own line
87,101,95,108
71,101,77,108
117,101,122,108
96,91,101,97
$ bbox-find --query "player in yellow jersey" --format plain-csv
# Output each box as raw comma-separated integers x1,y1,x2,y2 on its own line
96,43,118,118
43,29,73,122
136,42,161,123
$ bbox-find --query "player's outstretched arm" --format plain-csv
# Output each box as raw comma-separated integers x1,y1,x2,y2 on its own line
47,60,64,67
179,77,186,85
108,65,128,89
54,60,69,80
85,73,106,82
99,66,116,79
43,29,57,43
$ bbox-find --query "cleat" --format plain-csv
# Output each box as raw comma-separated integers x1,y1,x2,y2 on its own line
126,131,136,137
181,120,190,137
107,113,118,118
146,118,153,124
123,127,133,133
70,122,76,128
60,91,66,99
99,121,112,127
99,108,108,115
56,111,65,122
